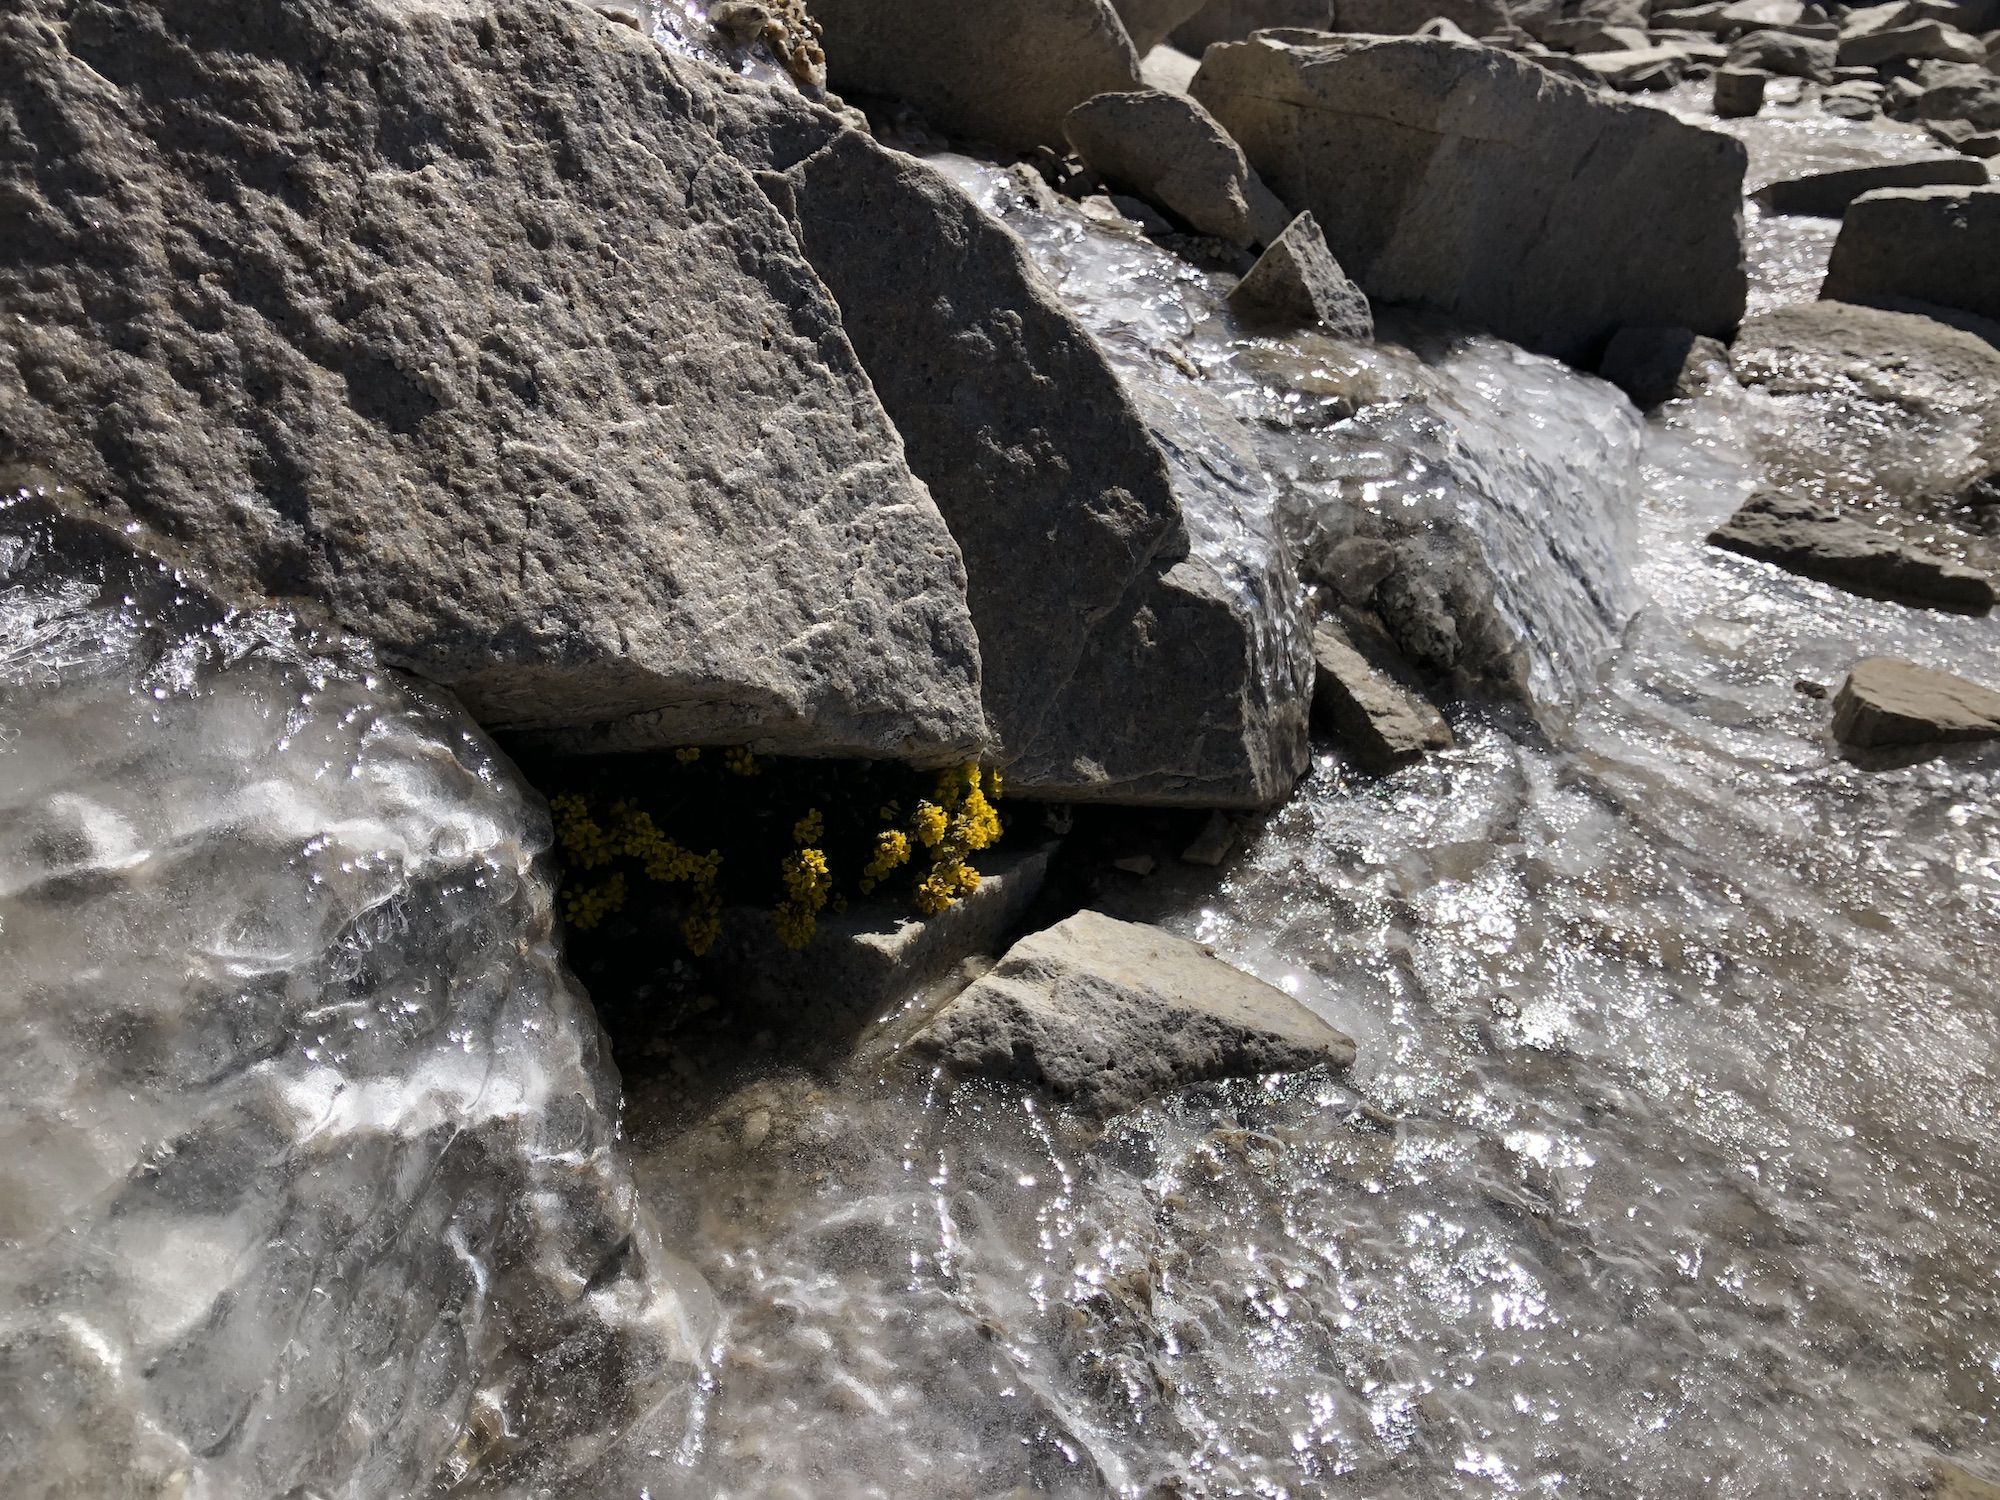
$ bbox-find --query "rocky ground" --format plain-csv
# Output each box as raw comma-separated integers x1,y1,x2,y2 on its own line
3,0,1999,1494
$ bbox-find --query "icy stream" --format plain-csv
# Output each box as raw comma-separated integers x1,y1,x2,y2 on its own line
4,74,1998,1500
587,107,2000,1499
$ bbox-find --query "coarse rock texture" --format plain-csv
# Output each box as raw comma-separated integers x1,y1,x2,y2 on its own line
1228,212,1376,338
1191,33,1749,363
1832,656,2000,747
1713,67,1770,118
1113,0,1212,51
1309,619,1454,771
0,0,988,765
1598,325,1729,407
0,494,701,1497
903,910,1357,1119
1725,28,1839,79
1172,0,1334,52
1821,185,2000,324
1837,17,1989,65
1064,88,1292,247
1558,43,1692,90
1708,490,1996,611
1752,157,1990,216
810,0,1142,149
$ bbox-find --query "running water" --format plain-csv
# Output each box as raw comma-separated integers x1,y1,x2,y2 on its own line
5,72,1997,1500
586,100,2000,1500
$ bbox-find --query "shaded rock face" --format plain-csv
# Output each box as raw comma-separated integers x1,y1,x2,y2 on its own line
810,0,1142,148
1833,656,2000,747
1598,325,1728,407
723,99,1310,807
1708,490,1995,612
904,910,1356,1119
1064,88,1293,247
0,0,988,765
0,493,703,1497
1821,185,2000,325
1192,34,1748,364
1725,27,1838,78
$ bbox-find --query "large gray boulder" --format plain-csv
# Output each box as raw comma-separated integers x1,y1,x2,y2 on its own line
810,0,1143,148
716,82,1302,805
1113,0,1212,51
1064,89,1293,247
903,910,1357,1119
1821,185,2000,325
1191,33,1748,363
0,0,986,765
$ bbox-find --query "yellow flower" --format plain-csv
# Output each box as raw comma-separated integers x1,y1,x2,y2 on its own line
792,808,825,846
724,746,761,777
781,847,832,907
563,873,627,931
911,801,948,850
675,746,702,764
863,828,911,881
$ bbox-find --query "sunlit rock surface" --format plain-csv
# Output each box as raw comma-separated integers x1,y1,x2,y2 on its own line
0,494,708,1497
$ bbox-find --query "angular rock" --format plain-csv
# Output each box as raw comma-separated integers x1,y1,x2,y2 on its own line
1822,81,1884,119
1837,17,1989,63
1140,41,1205,90
1714,66,1771,116
1752,157,1989,215
811,0,1142,149
1832,657,2000,747
1725,27,1839,78
1310,620,1454,771
1227,213,1377,339
1113,0,1212,50
1599,326,1729,406
1172,0,1335,52
1564,43,1694,89
1918,73,2000,132
0,0,987,765
0,497,696,1496
1192,33,1749,362
1549,20,1655,51
1708,490,1995,611
903,910,1357,1118
1821,185,2000,324
1064,89,1292,246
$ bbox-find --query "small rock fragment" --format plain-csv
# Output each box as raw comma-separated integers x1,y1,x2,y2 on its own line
904,910,1357,1119
1310,621,1454,773
1831,657,2000,748
1713,67,1770,117
1227,212,1375,339
1180,811,1239,867
1708,491,1996,613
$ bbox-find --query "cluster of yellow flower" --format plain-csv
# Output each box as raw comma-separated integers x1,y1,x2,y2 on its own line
911,764,1003,916
858,828,911,894
548,791,725,953
674,746,702,764
774,843,832,950
724,746,761,777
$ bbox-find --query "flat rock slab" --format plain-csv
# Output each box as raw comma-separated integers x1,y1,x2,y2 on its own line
1709,491,1995,612
1833,656,2000,747
1192,33,1747,363
1228,212,1375,338
1310,620,1452,771
905,909,1356,1119
812,0,1141,148
1752,157,1990,216
0,0,986,763
1064,88,1291,247
1821,185,2000,326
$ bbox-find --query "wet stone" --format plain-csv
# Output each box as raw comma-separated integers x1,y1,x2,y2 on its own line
1832,656,2000,747
1708,490,1996,613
